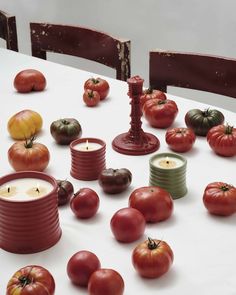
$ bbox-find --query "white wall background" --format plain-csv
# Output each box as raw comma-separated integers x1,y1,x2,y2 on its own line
1,0,236,111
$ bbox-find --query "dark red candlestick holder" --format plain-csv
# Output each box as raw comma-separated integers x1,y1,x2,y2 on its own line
112,75,160,155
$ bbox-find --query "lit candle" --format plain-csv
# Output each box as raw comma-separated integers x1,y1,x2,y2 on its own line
0,185,17,197
152,156,184,169
0,178,54,201
73,139,102,151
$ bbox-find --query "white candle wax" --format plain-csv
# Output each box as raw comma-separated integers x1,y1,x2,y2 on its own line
73,141,102,151
152,156,184,169
0,178,54,201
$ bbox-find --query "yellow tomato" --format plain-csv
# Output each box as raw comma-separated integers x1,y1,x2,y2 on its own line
7,109,43,140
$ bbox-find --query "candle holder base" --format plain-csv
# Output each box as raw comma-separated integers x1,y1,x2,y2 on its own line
112,132,160,155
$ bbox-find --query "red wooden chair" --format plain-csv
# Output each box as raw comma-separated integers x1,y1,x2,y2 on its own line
149,50,236,98
30,23,130,81
0,10,18,51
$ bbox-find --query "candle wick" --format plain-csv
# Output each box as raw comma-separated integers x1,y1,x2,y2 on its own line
86,146,89,150
36,187,40,193
166,161,169,164
7,187,10,193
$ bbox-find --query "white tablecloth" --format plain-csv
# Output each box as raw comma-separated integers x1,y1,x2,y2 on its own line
0,48,236,295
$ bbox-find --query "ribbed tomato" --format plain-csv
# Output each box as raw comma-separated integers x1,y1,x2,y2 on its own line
132,238,174,278
140,88,166,110
143,98,178,128
8,138,50,171
165,127,196,152
7,109,43,140
203,182,236,216
207,124,236,157
6,265,55,295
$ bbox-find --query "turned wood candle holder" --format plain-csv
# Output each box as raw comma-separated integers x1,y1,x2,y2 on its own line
112,75,160,155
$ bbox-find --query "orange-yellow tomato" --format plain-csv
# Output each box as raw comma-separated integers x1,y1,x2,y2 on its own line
7,109,43,140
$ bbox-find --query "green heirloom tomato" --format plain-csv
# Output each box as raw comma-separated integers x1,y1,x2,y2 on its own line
50,118,82,145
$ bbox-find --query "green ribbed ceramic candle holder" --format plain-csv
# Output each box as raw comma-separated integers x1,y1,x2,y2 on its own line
149,152,187,199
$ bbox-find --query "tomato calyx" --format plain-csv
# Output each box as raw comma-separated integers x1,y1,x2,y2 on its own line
144,88,154,94
24,136,36,148
225,124,234,135
19,275,32,287
91,78,100,84
147,237,161,250
220,184,233,192
157,100,166,105
202,108,210,117
61,119,70,125
87,90,95,98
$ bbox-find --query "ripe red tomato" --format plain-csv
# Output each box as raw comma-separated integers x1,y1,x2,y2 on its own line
132,238,174,278
88,268,124,295
165,127,196,152
203,182,236,216
207,124,236,157
83,89,100,107
129,186,173,223
14,69,46,93
84,77,110,100
8,138,50,172
6,265,55,295
140,88,166,110
57,179,74,206
110,207,146,243
70,188,99,218
143,98,178,128
67,250,101,287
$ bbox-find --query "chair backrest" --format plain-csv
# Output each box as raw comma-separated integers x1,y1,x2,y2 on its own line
149,50,236,98
30,22,131,81
0,10,18,51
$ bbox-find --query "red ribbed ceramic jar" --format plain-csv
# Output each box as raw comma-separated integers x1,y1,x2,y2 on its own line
70,138,106,180
0,171,61,254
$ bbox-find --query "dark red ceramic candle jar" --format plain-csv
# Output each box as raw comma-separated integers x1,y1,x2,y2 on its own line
70,138,106,180
0,171,61,254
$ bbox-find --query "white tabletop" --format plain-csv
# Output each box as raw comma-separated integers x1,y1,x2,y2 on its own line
0,48,236,295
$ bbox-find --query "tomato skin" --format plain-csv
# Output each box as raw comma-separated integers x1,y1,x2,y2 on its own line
207,124,236,157
185,108,224,136
50,118,82,145
110,207,146,243
8,139,50,172
83,89,100,107
57,180,74,206
98,168,132,194
143,98,178,128
7,109,43,140
14,69,46,93
165,127,196,152
132,238,174,278
6,265,55,295
203,182,236,216
88,268,124,295
140,88,166,110
84,77,110,100
70,188,100,219
67,250,101,287
129,186,173,223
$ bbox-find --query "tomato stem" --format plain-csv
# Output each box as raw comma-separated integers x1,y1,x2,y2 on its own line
91,78,99,84
220,184,232,192
144,88,153,94
19,266,34,287
147,237,161,250
24,136,35,148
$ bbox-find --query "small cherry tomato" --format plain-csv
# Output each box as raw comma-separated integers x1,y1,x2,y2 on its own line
165,127,196,152
88,268,124,295
57,179,74,206
70,188,100,219
110,207,146,243
83,89,100,107
132,238,174,278
67,250,101,287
